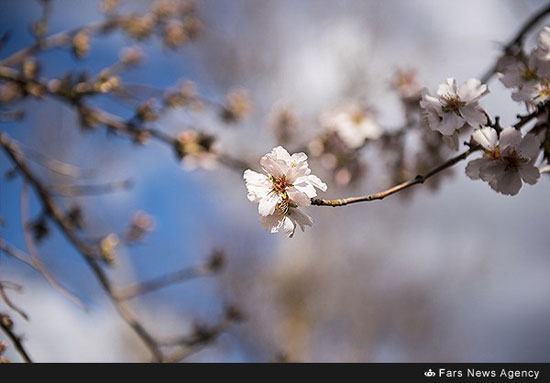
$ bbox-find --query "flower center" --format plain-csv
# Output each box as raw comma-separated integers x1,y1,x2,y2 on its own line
502,150,528,170
442,95,465,114
270,174,295,202
522,67,538,81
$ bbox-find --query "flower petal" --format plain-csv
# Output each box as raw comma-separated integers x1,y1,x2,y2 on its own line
490,170,522,196
499,127,522,151
519,134,541,161
465,158,489,180
472,127,498,151
519,163,540,185
438,112,463,136
243,169,270,202
458,78,488,103
258,192,280,216
287,188,312,207
460,105,487,128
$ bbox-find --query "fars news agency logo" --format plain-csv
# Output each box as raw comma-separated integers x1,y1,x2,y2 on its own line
424,369,436,378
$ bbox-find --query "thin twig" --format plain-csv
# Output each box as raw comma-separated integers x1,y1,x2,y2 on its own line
0,282,28,320
0,312,32,363
116,263,218,301
48,179,133,197
20,182,87,311
312,147,478,207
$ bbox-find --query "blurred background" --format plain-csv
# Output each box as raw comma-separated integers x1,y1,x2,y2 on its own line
0,0,549,362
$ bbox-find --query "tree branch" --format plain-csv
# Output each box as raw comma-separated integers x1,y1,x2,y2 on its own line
480,2,550,84
312,147,479,207
0,132,163,361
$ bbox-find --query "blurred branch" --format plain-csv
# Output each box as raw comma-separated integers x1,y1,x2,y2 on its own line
20,182,87,311
0,132,163,361
116,251,225,301
48,179,133,197
480,2,550,83
0,281,28,320
0,110,25,122
0,312,32,363
160,306,242,363
13,141,97,178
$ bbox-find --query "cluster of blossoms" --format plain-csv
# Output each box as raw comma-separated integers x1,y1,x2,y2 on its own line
466,127,541,195
305,102,381,187
420,78,489,150
244,147,327,237
320,102,382,149
498,27,550,108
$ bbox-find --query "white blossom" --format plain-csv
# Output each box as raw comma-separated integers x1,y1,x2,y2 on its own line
320,103,382,149
420,78,488,150
244,146,327,236
498,53,540,90
498,51,550,107
466,127,541,196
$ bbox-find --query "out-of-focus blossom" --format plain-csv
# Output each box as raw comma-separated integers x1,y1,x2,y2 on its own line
535,26,550,61
244,146,326,236
119,46,144,66
269,105,300,146
466,127,541,195
420,78,488,150
392,69,422,101
320,103,382,149
163,20,188,48
164,81,199,109
100,0,119,14
99,233,119,265
126,211,155,242
221,89,251,123
0,341,9,363
72,30,91,59
0,82,21,104
308,134,364,187
498,51,550,107
175,130,220,170
123,14,155,40
498,28,550,108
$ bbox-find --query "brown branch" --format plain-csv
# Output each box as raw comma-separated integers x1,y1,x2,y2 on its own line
0,312,32,363
312,147,479,207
